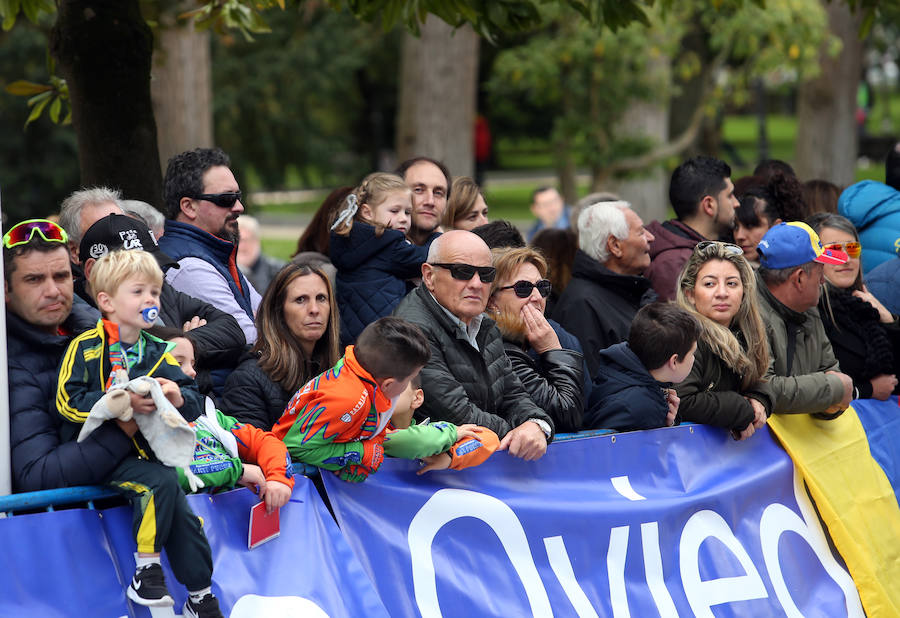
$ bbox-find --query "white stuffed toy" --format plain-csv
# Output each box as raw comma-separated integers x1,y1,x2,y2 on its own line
78,370,204,491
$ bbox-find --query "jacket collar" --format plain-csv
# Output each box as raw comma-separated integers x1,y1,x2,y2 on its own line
571,250,652,301
163,219,237,262
415,285,493,346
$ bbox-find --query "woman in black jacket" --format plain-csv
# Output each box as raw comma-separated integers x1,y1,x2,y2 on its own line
486,247,584,433
220,263,341,429
676,242,773,440
808,213,900,400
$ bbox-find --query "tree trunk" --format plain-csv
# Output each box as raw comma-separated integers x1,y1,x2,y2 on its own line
51,1,162,207
795,1,863,185
151,6,213,170
396,17,479,178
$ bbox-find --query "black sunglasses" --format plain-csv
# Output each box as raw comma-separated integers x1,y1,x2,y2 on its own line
498,279,552,299
192,191,242,208
431,262,496,283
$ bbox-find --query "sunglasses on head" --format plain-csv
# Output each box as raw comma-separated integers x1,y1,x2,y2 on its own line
2,219,68,249
823,241,861,259
498,279,552,299
695,240,743,256
431,262,497,283
192,191,242,208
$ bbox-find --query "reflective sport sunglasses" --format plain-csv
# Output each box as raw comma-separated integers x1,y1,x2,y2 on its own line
2,219,68,249
191,191,242,208
498,279,552,299
431,262,497,283
695,240,743,256
823,241,861,259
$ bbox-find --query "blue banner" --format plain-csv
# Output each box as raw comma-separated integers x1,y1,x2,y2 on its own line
0,475,388,617
324,425,863,617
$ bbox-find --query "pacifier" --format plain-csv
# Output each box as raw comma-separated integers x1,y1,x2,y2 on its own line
141,306,160,323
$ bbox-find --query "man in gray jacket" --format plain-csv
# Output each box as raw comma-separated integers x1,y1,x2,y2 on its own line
756,222,854,417
393,230,554,460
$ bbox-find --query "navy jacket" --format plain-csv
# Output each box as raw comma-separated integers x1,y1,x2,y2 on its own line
330,222,434,345
585,342,670,431
8,301,134,492
159,219,256,322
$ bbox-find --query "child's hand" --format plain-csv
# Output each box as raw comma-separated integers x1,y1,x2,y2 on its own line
259,479,292,514
155,377,184,408
665,388,679,427
455,424,483,441
336,465,370,483
182,316,207,331
417,453,451,475
128,391,156,415
238,463,266,492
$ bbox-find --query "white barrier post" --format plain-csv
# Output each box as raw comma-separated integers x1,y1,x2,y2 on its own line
0,185,10,497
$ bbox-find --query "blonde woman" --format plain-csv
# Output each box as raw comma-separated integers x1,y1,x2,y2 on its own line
487,247,585,433
676,241,773,440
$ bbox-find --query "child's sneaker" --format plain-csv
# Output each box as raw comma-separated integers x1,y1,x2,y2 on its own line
183,593,224,618
126,563,174,607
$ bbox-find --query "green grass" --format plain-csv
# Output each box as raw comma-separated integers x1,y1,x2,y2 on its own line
261,237,300,261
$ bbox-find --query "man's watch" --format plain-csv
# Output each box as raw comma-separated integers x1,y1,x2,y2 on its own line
528,418,552,440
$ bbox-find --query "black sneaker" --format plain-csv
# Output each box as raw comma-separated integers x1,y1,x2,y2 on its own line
126,563,174,607
183,593,224,618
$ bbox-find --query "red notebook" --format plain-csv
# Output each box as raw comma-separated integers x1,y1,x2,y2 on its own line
248,501,280,549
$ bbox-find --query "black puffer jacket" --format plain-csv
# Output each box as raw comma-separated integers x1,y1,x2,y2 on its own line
393,285,555,439
8,300,134,492
503,341,584,433
219,354,297,430
551,250,656,378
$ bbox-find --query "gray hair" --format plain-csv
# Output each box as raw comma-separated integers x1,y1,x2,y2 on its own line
577,201,631,263
758,261,818,286
570,191,621,234
238,214,261,238
121,200,165,238
59,186,123,247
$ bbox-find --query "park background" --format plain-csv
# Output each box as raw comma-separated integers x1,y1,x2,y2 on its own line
0,0,897,259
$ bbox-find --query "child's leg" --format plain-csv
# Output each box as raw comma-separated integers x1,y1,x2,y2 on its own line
107,458,213,590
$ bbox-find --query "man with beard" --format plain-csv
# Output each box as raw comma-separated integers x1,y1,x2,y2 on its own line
396,156,451,246
160,147,262,344
645,155,739,301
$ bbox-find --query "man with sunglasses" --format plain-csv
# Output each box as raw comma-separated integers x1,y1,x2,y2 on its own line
756,222,854,418
394,230,555,460
4,220,135,492
552,201,657,378
159,147,262,344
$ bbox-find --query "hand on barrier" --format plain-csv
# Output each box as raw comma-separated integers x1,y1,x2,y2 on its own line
417,453,451,475
337,465,370,483
361,441,384,472
259,480,293,513
870,374,897,401
499,421,547,461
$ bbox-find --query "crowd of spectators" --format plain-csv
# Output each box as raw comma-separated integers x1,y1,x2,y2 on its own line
7,143,900,614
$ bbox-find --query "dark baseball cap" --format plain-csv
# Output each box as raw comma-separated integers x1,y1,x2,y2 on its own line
80,213,179,269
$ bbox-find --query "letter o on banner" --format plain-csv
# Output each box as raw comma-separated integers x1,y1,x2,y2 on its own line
407,488,552,618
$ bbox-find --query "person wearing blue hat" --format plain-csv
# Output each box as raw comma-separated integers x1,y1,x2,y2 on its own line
755,222,854,418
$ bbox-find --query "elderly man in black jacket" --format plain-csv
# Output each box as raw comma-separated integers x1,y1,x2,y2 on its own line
393,230,554,460
552,201,657,378
5,221,136,491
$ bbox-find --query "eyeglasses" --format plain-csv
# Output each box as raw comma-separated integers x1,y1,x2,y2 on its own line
497,279,552,299
823,241,861,259
696,240,743,256
430,262,496,283
2,219,69,249
191,192,242,208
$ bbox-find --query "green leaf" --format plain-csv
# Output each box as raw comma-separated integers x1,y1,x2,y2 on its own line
5,80,51,96
24,94,51,128
48,96,61,123
26,90,52,106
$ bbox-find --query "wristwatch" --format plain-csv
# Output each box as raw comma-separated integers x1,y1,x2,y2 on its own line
528,418,552,440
